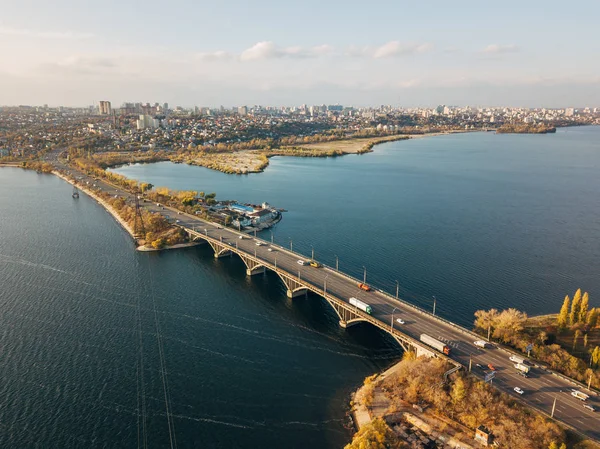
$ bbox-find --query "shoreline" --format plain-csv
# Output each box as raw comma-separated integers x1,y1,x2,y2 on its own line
52,170,198,252
108,129,481,176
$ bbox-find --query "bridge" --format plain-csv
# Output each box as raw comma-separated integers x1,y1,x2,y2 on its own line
185,225,440,358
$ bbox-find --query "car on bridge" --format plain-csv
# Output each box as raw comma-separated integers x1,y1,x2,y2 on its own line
396,318,405,325
358,283,371,292
309,260,322,268
583,404,596,412
487,364,496,371
297,260,307,265
514,387,524,395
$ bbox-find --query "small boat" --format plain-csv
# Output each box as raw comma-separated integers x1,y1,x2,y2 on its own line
72,187,80,199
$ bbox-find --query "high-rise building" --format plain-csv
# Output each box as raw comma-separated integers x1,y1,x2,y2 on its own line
237,106,248,115
136,114,160,130
99,101,112,115
565,107,575,117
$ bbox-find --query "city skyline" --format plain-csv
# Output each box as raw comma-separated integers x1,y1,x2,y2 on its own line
2,0,600,107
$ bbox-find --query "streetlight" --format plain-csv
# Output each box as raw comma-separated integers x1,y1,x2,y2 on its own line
334,255,339,271
363,266,367,284
391,307,399,332
324,274,329,295
289,238,293,252
274,256,277,269
298,269,301,281
311,246,315,260
395,280,399,299
270,231,274,244
204,228,208,236
432,296,437,316
254,229,257,238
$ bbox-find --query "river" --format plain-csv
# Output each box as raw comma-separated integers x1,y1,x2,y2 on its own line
1,126,599,448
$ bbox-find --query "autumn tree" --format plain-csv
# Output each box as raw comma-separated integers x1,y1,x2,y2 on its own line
557,295,570,329
492,308,527,344
587,308,599,328
570,289,582,325
474,308,499,335
579,291,590,324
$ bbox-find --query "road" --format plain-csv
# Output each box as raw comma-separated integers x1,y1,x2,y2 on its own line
48,152,600,441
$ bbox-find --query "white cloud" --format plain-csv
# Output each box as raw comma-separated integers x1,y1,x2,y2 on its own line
196,50,232,62
239,41,335,61
481,44,520,54
373,41,432,58
0,26,94,40
348,41,432,59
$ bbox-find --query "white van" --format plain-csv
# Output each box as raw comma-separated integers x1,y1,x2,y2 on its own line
297,260,307,266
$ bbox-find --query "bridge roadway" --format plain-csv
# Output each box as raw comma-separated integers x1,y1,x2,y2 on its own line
50,159,600,442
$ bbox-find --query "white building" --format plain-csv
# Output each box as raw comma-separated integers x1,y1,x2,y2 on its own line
136,115,160,130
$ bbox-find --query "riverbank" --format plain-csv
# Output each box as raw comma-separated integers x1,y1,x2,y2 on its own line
102,129,479,176
347,355,588,449
53,171,137,239
51,170,199,252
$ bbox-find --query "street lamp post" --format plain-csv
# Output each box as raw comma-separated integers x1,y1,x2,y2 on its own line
395,280,399,299
274,256,277,269
298,270,301,281
334,255,339,271
204,228,208,236
432,296,437,316
324,274,329,295
270,231,274,244
391,307,399,332
311,246,314,260
289,238,293,252
363,266,367,284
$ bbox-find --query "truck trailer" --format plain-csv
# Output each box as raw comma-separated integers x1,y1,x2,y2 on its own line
419,334,451,355
509,355,527,365
571,390,589,401
349,297,372,315
515,363,530,374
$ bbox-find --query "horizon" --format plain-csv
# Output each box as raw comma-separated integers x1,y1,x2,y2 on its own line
2,0,600,107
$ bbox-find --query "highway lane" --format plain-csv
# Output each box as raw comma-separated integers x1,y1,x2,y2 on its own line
49,159,600,441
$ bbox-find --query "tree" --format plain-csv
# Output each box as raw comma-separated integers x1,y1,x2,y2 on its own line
492,308,527,344
474,309,499,335
344,417,404,449
579,291,590,324
570,289,582,325
591,347,600,369
557,295,570,329
573,330,581,350
587,308,599,328
451,377,467,404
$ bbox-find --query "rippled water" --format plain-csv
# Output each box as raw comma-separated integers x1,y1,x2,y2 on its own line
113,126,600,324
0,169,397,448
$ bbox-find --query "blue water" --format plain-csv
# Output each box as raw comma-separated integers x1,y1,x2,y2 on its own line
2,126,599,448
0,168,397,449
113,126,600,325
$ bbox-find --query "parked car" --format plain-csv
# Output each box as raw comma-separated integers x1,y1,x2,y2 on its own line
514,387,524,395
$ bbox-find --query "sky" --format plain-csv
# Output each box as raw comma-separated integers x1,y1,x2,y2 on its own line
1,0,599,108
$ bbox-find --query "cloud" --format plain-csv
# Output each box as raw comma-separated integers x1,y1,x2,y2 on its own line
348,41,433,59
373,41,433,58
239,41,334,61
0,26,94,40
196,50,232,62
481,44,519,54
